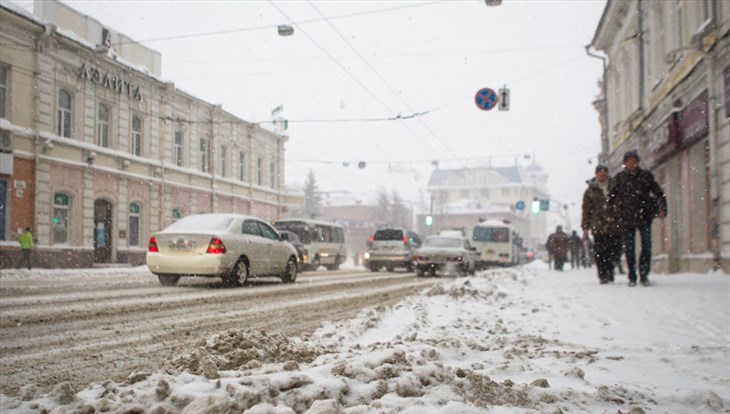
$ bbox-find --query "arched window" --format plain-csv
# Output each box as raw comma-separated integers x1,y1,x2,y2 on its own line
53,192,70,244
129,202,141,246
97,103,110,147
131,115,142,156
57,90,72,138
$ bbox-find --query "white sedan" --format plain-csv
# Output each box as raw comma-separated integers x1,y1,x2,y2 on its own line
146,213,298,287
413,236,480,277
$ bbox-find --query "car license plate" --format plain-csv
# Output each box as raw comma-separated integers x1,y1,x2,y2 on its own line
169,238,196,250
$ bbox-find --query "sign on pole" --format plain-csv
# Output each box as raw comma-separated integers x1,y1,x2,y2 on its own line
475,88,498,111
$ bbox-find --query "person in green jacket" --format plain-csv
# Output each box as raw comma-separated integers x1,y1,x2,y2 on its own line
18,227,34,270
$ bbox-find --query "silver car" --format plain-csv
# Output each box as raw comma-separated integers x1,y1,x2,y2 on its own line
413,236,479,277
147,213,298,287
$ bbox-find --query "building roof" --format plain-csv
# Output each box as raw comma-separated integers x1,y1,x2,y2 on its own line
427,165,540,187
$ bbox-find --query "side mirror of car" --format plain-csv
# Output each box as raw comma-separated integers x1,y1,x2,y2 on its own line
280,233,289,241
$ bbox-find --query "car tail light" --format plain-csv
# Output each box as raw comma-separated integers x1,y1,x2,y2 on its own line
148,236,159,253
206,237,227,254
402,235,410,243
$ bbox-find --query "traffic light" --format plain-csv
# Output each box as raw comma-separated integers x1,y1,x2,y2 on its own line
531,199,541,214
425,215,433,227
498,86,510,111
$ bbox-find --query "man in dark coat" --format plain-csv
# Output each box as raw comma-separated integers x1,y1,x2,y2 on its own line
582,164,622,284
569,230,582,269
546,225,570,271
609,150,667,286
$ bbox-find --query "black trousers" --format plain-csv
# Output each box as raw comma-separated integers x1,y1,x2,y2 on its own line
593,234,621,282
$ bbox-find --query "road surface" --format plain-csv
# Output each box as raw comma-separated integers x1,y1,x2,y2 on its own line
0,268,440,395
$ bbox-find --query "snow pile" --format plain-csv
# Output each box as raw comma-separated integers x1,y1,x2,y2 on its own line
1,264,728,414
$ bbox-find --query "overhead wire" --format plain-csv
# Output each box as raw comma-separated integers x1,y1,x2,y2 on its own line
305,0,455,161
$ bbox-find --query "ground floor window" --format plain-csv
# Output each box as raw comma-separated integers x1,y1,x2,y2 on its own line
53,192,70,244
129,202,141,246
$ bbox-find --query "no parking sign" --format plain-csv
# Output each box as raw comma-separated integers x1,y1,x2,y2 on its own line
475,87,498,111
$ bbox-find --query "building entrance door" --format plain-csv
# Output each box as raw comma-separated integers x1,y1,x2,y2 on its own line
94,199,113,263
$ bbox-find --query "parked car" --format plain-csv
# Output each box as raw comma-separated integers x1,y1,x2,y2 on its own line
364,228,422,272
413,235,480,277
278,230,307,272
146,213,298,287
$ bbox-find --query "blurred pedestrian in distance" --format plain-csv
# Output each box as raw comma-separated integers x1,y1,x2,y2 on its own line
546,225,570,271
581,234,594,268
582,164,622,284
569,230,582,269
17,227,35,270
609,150,667,287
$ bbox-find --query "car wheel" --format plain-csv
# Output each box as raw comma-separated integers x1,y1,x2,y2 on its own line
281,257,297,283
309,256,320,271
416,268,424,277
386,266,395,272
225,258,248,287
429,269,437,277
158,274,180,286
406,263,415,273
326,256,341,271
370,264,379,272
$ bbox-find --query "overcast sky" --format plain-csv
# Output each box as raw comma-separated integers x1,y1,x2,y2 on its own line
8,0,608,230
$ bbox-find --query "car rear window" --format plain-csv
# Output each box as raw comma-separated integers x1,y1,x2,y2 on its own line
163,215,234,233
374,229,404,241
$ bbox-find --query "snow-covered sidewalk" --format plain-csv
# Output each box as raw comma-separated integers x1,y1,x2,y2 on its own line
2,262,728,413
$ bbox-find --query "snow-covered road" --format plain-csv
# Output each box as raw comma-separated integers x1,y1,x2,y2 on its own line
1,262,728,413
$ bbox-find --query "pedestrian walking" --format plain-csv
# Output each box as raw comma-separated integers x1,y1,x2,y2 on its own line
582,164,622,284
546,225,570,271
609,150,667,286
569,230,582,269
17,227,35,270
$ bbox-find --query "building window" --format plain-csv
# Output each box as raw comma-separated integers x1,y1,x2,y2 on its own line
481,189,489,197
0,64,8,119
673,0,684,49
461,189,469,198
270,159,276,189
238,151,246,181
57,89,72,138
199,138,209,173
172,208,183,222
131,115,142,156
53,192,70,244
129,202,141,246
219,145,227,177
97,103,110,147
257,157,263,186
174,131,183,167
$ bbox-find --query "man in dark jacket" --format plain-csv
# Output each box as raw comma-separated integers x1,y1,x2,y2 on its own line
582,164,621,284
546,226,570,271
609,150,667,286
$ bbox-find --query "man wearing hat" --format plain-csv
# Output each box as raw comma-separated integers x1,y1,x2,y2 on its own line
582,164,621,284
609,150,667,286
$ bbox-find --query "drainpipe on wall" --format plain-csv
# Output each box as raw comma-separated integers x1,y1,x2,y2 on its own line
33,24,56,244
637,0,645,112
584,45,609,158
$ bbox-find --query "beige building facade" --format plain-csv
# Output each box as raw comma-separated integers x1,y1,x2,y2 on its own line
0,1,289,268
590,0,729,273
424,164,550,249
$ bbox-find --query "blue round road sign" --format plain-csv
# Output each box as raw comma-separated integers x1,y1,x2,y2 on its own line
515,200,525,210
475,88,498,111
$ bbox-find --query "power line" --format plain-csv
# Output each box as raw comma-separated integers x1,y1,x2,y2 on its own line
106,1,449,47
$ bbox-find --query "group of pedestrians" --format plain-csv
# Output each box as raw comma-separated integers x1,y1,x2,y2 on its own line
581,150,667,286
546,150,667,286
